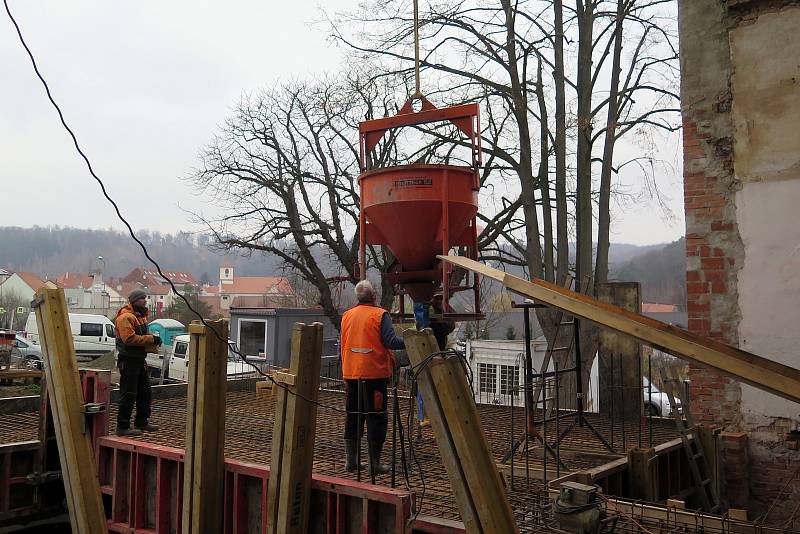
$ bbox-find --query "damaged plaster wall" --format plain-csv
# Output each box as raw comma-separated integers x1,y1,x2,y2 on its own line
731,8,800,424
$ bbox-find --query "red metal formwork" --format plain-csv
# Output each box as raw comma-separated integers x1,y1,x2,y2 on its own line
0,440,41,521
97,436,415,534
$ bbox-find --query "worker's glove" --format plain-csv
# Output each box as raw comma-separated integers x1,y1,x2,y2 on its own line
152,334,162,347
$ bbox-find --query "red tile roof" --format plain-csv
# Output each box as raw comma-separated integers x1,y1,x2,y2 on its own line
221,277,293,296
55,272,95,289
641,303,679,313
16,272,47,292
146,284,173,296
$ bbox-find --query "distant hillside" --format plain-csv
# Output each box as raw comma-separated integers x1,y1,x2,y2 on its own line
612,237,686,307
0,226,686,306
0,226,282,282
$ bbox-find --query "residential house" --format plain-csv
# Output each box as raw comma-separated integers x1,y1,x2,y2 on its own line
56,271,124,317
641,302,687,328
213,264,294,314
114,281,175,318
0,272,56,302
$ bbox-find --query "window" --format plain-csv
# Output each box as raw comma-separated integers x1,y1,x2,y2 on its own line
239,319,267,357
80,323,103,337
173,342,188,358
500,365,520,396
15,339,28,349
478,363,497,394
106,324,115,338
224,268,230,277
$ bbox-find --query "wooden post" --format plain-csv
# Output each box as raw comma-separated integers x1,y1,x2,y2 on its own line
266,322,324,534
32,288,108,534
696,426,722,501
597,282,642,419
182,319,228,534
404,329,519,534
628,447,658,502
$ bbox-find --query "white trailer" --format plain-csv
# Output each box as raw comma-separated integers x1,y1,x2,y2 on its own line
466,338,599,411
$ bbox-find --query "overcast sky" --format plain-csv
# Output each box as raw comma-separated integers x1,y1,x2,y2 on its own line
1,1,685,246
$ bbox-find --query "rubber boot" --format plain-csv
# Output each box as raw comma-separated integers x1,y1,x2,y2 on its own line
368,441,391,476
344,439,364,472
135,422,159,432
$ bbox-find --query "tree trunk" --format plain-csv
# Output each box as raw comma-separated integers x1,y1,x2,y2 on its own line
595,0,626,288
553,0,569,287
536,56,555,283
575,0,594,294
501,0,543,278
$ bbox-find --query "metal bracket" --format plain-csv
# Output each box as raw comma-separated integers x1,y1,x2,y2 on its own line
26,470,63,485
30,295,45,309
82,402,106,434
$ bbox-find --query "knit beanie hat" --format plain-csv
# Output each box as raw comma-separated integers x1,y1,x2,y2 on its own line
128,288,147,303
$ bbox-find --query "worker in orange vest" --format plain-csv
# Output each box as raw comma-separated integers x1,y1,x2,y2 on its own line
340,280,405,475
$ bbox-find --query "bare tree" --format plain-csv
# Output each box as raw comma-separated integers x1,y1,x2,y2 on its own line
192,75,406,329
329,0,680,402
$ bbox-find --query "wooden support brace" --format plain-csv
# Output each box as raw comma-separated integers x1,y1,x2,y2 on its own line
404,329,519,534
439,255,800,403
182,319,229,534
32,288,108,534
266,322,324,534
272,370,297,387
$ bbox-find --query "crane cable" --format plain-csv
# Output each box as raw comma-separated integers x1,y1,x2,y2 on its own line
413,0,422,98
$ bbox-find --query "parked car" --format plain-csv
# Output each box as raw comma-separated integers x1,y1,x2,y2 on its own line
162,335,266,382
25,312,116,360
12,335,44,369
642,376,683,416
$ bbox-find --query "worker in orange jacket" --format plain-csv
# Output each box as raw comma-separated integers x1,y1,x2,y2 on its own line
340,280,405,475
114,289,161,437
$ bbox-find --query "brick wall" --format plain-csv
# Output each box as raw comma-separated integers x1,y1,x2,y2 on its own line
679,0,743,431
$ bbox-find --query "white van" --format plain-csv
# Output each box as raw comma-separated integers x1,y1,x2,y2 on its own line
25,312,116,360
165,334,265,382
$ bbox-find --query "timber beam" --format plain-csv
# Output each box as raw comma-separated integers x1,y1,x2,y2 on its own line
438,255,800,404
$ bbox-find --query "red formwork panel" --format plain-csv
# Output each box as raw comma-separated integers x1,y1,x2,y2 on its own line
97,436,415,534
0,441,40,521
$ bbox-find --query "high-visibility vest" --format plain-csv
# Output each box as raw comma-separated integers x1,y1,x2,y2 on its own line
340,304,394,379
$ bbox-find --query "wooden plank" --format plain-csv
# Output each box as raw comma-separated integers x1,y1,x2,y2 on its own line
627,448,657,502
729,508,748,521
266,322,324,534
602,498,779,533
32,288,108,534
404,329,519,534
696,426,721,502
666,499,685,509
438,255,800,403
182,319,228,533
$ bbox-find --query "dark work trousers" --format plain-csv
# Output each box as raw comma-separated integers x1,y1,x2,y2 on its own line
344,378,388,444
117,357,152,429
